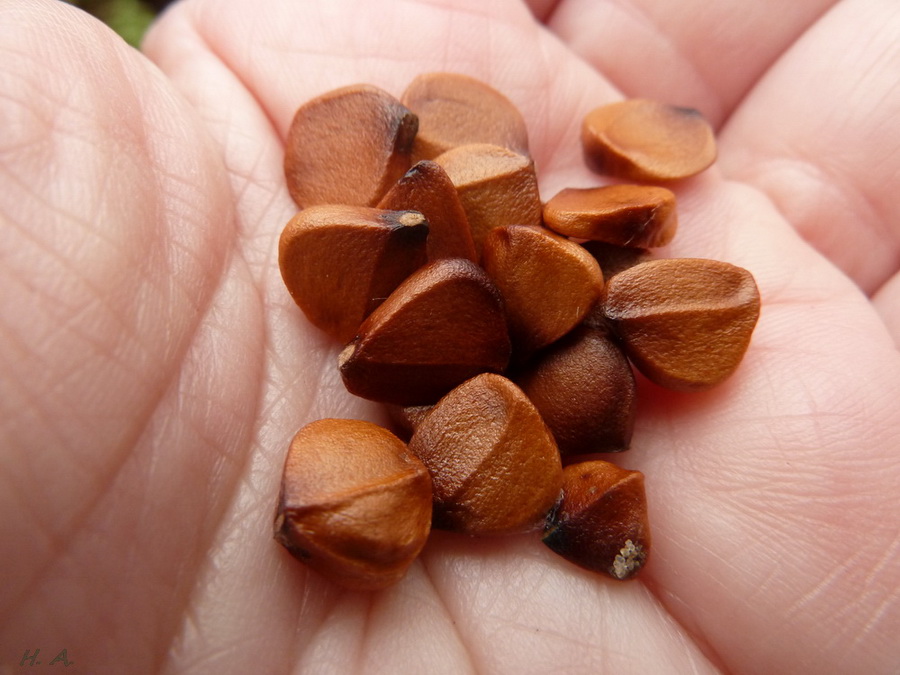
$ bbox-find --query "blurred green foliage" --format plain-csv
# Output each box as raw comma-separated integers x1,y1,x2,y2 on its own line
67,0,159,47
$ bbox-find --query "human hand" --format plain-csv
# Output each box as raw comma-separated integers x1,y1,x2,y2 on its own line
1,0,898,672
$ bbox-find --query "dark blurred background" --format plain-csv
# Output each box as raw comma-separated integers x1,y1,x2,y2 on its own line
66,0,175,46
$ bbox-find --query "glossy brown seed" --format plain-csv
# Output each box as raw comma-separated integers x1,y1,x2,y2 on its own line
284,84,418,208
377,160,478,263
273,419,432,591
582,99,716,181
339,258,511,405
401,72,530,161
278,205,428,342
434,143,542,258
482,225,604,357
543,185,678,248
409,374,562,535
543,460,650,580
516,325,636,455
602,258,761,391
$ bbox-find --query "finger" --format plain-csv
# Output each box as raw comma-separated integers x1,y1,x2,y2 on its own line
419,533,721,674
718,0,900,294
0,0,262,665
524,0,838,127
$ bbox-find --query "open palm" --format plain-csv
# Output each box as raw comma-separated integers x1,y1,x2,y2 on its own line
2,0,899,672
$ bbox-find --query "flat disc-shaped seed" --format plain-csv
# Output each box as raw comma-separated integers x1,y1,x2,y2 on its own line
409,374,562,535
278,205,428,342
543,461,650,580
543,185,678,248
602,258,761,391
482,225,604,357
284,84,418,208
274,419,432,591
339,258,511,405
582,99,716,181
377,160,477,263
516,325,636,454
435,143,542,258
401,72,530,161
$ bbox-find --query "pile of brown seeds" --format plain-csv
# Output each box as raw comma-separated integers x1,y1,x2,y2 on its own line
273,73,760,591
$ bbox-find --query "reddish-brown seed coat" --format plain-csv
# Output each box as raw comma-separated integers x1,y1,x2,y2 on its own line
543,184,678,248
409,374,562,535
284,84,417,208
402,72,530,161
273,419,433,591
434,143,542,258
377,160,478,263
516,325,636,454
278,205,428,342
582,99,716,181
482,225,604,357
338,258,511,405
602,258,761,391
542,461,650,580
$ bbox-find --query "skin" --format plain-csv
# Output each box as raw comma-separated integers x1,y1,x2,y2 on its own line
1,0,899,672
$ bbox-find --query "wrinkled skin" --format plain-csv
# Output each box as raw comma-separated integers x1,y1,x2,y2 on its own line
1,0,899,673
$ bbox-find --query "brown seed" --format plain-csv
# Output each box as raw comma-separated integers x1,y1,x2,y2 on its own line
482,225,604,357
401,72,530,161
278,205,428,342
602,258,761,391
273,419,432,591
543,460,650,580
338,258,511,405
409,374,562,535
377,160,478,263
543,185,678,248
516,325,636,455
434,143,542,258
284,84,417,208
582,99,716,181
